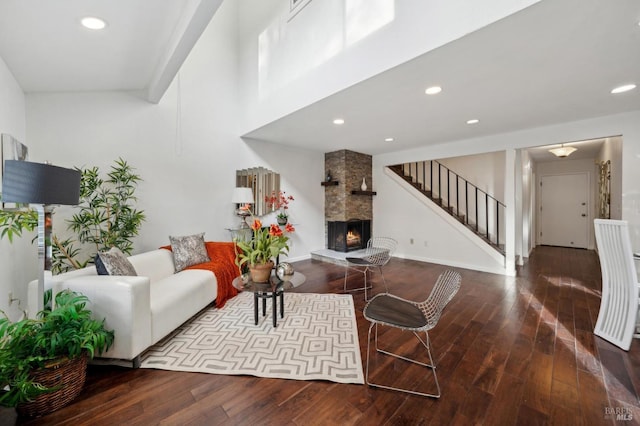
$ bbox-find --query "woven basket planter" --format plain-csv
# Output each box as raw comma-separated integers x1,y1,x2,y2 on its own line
16,352,88,418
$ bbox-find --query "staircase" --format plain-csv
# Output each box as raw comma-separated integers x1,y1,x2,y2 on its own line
388,161,505,254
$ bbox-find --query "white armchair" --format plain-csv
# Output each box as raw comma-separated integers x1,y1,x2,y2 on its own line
593,219,640,351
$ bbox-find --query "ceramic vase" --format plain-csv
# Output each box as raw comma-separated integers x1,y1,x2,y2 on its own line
361,178,368,191
249,261,274,283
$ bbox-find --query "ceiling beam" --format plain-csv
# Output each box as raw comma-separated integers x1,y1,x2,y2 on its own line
146,0,223,104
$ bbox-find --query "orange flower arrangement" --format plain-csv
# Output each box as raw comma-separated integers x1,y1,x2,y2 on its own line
265,191,294,220
234,205,295,269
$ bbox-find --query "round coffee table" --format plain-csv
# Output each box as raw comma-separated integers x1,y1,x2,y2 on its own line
232,271,306,327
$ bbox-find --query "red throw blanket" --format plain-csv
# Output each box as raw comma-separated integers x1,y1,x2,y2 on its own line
161,242,240,308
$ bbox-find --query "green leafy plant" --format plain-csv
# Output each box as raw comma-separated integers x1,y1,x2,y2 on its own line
0,204,38,243
52,158,145,273
0,289,114,407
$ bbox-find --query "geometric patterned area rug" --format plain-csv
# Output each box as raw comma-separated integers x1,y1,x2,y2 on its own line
140,292,364,384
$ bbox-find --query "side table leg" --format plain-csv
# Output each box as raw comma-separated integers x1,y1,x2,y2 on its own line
280,292,284,318
262,292,266,317
272,292,277,327
254,293,258,325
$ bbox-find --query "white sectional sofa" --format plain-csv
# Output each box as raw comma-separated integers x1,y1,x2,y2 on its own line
30,248,219,367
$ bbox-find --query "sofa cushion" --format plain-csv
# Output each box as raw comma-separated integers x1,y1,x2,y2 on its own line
95,247,137,276
169,233,210,272
150,269,217,343
128,249,176,284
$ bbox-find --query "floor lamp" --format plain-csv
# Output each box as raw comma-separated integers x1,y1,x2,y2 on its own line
1,160,81,317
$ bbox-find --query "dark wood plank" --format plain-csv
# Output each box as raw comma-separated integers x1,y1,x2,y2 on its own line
1,246,638,426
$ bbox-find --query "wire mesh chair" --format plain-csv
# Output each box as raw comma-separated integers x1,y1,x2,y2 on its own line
343,237,397,301
363,269,462,398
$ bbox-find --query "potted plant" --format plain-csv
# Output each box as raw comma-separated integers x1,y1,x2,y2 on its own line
265,191,294,225
234,205,296,282
0,289,114,417
51,158,146,274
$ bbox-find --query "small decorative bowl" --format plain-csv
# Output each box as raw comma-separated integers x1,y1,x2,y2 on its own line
276,262,294,281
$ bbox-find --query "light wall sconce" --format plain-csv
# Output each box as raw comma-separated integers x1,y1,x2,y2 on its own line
548,144,577,158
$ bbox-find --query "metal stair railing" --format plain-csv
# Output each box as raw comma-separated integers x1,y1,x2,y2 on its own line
389,161,506,254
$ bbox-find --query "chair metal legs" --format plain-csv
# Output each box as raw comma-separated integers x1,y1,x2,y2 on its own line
344,266,372,299
365,322,441,398
343,265,388,301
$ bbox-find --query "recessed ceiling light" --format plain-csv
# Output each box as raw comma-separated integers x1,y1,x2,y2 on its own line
466,119,479,124
81,16,107,30
611,84,636,94
333,118,345,125
425,86,442,95
385,138,394,142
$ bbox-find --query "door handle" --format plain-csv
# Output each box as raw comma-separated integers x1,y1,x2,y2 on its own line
581,214,587,217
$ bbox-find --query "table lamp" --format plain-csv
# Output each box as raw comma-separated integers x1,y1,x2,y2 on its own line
231,187,254,228
2,160,81,316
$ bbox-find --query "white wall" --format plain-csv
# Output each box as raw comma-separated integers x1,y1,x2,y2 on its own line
237,0,539,135
24,1,324,271
374,110,640,272
520,149,534,257
439,150,506,202
0,55,37,319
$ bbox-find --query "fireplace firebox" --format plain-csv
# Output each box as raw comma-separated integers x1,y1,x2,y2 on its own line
328,220,371,252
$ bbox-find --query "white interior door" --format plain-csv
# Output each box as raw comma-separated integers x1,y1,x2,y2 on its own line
539,173,589,248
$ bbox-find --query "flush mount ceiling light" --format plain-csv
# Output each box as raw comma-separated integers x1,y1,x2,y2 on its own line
425,86,442,95
548,144,577,158
81,16,107,30
333,118,345,125
466,119,479,125
611,83,637,94
384,137,394,142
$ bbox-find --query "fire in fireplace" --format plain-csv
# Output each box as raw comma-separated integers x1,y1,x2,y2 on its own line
328,220,371,252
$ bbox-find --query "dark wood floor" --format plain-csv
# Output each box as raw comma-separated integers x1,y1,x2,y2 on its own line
2,246,640,425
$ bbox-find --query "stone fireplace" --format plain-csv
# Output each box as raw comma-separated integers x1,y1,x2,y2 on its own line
324,150,373,251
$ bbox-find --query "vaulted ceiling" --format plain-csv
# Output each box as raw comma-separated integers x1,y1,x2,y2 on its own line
0,0,638,157
0,0,223,102
243,0,640,156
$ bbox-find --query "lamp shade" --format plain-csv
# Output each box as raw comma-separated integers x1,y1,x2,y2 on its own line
231,187,254,204
2,160,81,205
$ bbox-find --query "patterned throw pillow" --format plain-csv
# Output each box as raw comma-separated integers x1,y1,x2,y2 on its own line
169,232,210,272
95,247,138,276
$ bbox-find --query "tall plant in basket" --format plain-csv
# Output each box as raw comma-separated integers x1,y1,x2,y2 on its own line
0,289,114,417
